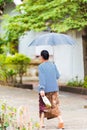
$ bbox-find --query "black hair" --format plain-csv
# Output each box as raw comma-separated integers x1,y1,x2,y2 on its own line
41,50,49,60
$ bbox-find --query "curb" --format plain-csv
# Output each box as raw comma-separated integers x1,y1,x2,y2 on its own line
59,86,87,95
14,83,33,90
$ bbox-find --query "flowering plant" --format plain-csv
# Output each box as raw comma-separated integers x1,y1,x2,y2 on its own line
0,100,39,130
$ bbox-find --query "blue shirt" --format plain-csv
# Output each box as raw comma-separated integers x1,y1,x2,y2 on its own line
38,61,60,93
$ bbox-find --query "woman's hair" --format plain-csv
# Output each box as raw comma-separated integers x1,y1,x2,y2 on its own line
41,50,49,60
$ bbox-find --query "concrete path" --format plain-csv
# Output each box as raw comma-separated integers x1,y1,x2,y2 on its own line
0,85,87,130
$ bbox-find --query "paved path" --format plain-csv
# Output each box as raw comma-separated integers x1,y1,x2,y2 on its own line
0,85,87,130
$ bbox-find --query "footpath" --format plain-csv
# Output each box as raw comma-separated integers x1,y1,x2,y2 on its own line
0,85,87,130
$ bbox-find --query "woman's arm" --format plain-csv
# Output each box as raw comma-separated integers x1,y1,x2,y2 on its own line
38,66,46,93
54,64,60,79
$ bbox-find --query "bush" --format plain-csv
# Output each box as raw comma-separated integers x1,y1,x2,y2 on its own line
67,76,87,88
0,53,31,85
83,76,87,88
0,54,7,82
67,76,83,87
5,53,31,84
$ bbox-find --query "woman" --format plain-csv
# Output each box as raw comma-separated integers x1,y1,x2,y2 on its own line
38,50,64,129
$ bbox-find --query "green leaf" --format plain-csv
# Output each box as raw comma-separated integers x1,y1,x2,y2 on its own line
1,0,87,52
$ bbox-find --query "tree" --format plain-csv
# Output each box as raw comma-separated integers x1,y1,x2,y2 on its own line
2,0,87,52
0,0,13,52
0,0,13,15
0,37,4,54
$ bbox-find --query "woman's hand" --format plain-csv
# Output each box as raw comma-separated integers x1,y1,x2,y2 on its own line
40,90,45,97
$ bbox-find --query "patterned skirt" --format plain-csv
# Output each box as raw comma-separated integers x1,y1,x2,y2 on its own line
39,91,61,119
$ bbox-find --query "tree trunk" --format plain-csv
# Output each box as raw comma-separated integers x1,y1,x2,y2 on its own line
19,73,23,84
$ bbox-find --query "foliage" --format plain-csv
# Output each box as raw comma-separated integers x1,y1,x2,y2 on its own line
0,54,17,84
0,37,8,54
67,76,87,88
0,0,13,15
0,54,8,82
0,100,39,129
67,76,83,87
0,38,4,54
0,37,4,45
3,0,87,47
0,0,13,52
0,54,31,84
83,76,87,88
6,53,31,84
5,53,31,84
0,0,13,6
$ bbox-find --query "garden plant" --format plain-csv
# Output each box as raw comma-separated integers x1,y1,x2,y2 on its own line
67,76,87,88
0,100,39,130
0,53,31,85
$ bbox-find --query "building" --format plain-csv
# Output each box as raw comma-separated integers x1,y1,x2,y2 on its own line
0,1,87,84
19,30,87,84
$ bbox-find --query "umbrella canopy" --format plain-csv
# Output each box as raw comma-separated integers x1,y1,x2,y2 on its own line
28,33,75,46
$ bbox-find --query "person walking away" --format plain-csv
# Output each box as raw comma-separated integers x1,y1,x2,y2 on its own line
38,50,64,129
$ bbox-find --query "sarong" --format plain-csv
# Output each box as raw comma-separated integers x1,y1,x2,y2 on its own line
39,91,61,119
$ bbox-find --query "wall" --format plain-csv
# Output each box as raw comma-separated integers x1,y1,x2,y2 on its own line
19,31,48,58
19,31,84,84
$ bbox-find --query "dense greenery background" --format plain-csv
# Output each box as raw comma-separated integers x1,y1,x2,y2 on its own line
0,0,13,13
0,0,87,53
0,0,12,5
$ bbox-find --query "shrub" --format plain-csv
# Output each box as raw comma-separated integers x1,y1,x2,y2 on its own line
0,53,31,85
67,76,87,88
0,54,7,82
5,53,31,84
83,76,87,88
67,76,83,87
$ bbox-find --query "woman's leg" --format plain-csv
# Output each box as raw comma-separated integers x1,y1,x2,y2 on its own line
56,93,64,129
58,115,64,129
40,112,44,128
58,115,63,123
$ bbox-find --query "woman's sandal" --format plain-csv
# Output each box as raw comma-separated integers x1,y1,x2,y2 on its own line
42,125,45,128
58,122,64,129
39,125,45,129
